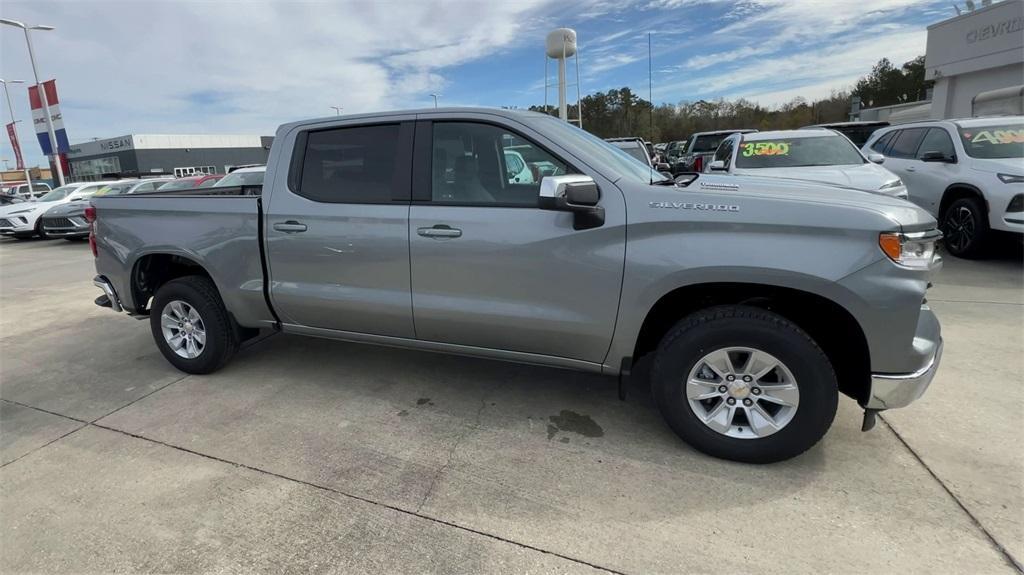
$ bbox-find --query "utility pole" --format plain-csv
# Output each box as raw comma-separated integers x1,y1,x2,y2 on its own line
0,18,64,186
430,93,440,108
330,106,343,116
0,79,33,191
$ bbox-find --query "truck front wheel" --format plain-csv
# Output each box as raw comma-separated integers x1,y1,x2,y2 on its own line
651,305,838,463
150,276,238,374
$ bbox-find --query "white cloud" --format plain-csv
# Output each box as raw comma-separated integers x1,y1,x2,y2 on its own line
0,0,555,166
655,27,928,104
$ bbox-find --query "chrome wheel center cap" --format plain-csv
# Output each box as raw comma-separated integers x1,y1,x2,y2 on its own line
728,381,750,398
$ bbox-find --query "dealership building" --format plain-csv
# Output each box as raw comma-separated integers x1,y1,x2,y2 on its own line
66,134,272,181
857,0,1023,122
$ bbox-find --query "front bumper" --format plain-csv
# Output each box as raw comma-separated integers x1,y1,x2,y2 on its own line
42,216,89,238
0,216,33,235
866,338,943,410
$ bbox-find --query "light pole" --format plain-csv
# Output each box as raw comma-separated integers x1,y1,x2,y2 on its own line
0,18,64,186
0,79,34,191
330,106,342,116
430,93,440,108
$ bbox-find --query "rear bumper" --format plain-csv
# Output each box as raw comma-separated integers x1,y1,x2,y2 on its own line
93,275,123,313
866,336,943,410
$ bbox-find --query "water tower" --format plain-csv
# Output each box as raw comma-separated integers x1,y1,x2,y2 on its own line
544,28,582,126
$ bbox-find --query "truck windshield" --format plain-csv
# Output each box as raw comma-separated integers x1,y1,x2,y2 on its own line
957,123,1024,159
610,143,650,165
735,135,865,168
534,116,668,184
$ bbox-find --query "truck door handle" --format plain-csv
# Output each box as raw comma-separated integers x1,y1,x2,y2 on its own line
906,166,916,172
417,225,462,238
273,221,307,233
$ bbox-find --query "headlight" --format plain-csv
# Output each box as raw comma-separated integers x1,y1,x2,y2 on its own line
879,178,904,190
879,231,941,269
997,173,1024,184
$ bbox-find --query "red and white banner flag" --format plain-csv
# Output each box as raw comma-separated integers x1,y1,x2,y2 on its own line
6,122,24,170
27,79,70,156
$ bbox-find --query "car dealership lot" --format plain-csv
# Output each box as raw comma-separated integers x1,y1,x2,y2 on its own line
1,238,1020,574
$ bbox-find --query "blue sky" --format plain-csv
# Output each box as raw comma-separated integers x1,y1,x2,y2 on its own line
1,0,953,170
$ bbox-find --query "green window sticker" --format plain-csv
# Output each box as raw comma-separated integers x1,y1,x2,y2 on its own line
741,142,791,157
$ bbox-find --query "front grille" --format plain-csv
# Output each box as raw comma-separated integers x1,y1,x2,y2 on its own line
0,218,11,227
43,217,76,228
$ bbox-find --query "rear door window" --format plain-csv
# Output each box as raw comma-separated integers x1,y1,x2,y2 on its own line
295,124,405,203
870,131,896,153
887,128,928,159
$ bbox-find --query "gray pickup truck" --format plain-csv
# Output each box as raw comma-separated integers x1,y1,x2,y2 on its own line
90,108,943,463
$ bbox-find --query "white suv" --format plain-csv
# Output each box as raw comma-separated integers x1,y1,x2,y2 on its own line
861,116,1023,258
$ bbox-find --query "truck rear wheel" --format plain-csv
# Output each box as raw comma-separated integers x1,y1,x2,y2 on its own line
651,305,838,463
150,276,238,374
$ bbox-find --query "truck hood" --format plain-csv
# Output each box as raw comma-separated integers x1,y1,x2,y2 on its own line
676,173,936,232
733,163,898,192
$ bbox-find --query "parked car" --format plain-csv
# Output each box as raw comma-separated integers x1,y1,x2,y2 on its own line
675,129,757,173
0,181,112,239
93,178,175,196
664,140,687,163
212,165,265,187
707,129,908,199
862,116,1023,258
91,108,943,464
503,150,535,184
605,137,671,173
803,121,890,147
41,179,171,239
3,182,52,200
156,174,224,191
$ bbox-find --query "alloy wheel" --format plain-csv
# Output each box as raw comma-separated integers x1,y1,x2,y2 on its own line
160,300,207,359
686,347,800,439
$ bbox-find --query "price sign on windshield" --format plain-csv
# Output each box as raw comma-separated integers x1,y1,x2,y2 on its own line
741,142,791,157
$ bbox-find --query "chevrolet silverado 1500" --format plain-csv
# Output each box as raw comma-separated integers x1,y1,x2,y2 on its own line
90,108,943,463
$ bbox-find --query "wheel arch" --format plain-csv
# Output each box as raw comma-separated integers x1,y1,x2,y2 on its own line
129,251,217,314
939,183,987,219
629,281,872,405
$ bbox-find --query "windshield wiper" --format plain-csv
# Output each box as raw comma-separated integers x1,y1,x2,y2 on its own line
651,179,678,186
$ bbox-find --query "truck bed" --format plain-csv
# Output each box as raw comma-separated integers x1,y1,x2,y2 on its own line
90,190,275,327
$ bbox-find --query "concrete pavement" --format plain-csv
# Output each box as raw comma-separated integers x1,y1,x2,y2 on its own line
1,236,1020,574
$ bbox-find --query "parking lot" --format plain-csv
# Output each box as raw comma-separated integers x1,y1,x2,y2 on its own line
0,237,1020,574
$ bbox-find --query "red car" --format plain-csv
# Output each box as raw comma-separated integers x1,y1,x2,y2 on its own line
155,174,224,191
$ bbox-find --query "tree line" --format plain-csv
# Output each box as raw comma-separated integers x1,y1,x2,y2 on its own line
527,56,931,143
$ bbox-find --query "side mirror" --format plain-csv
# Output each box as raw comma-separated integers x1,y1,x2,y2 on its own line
920,150,955,163
867,153,885,164
708,160,727,172
656,162,672,172
538,174,605,230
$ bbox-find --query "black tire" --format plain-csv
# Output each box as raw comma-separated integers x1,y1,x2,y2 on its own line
651,305,838,464
941,196,989,259
150,275,238,374
35,218,49,240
